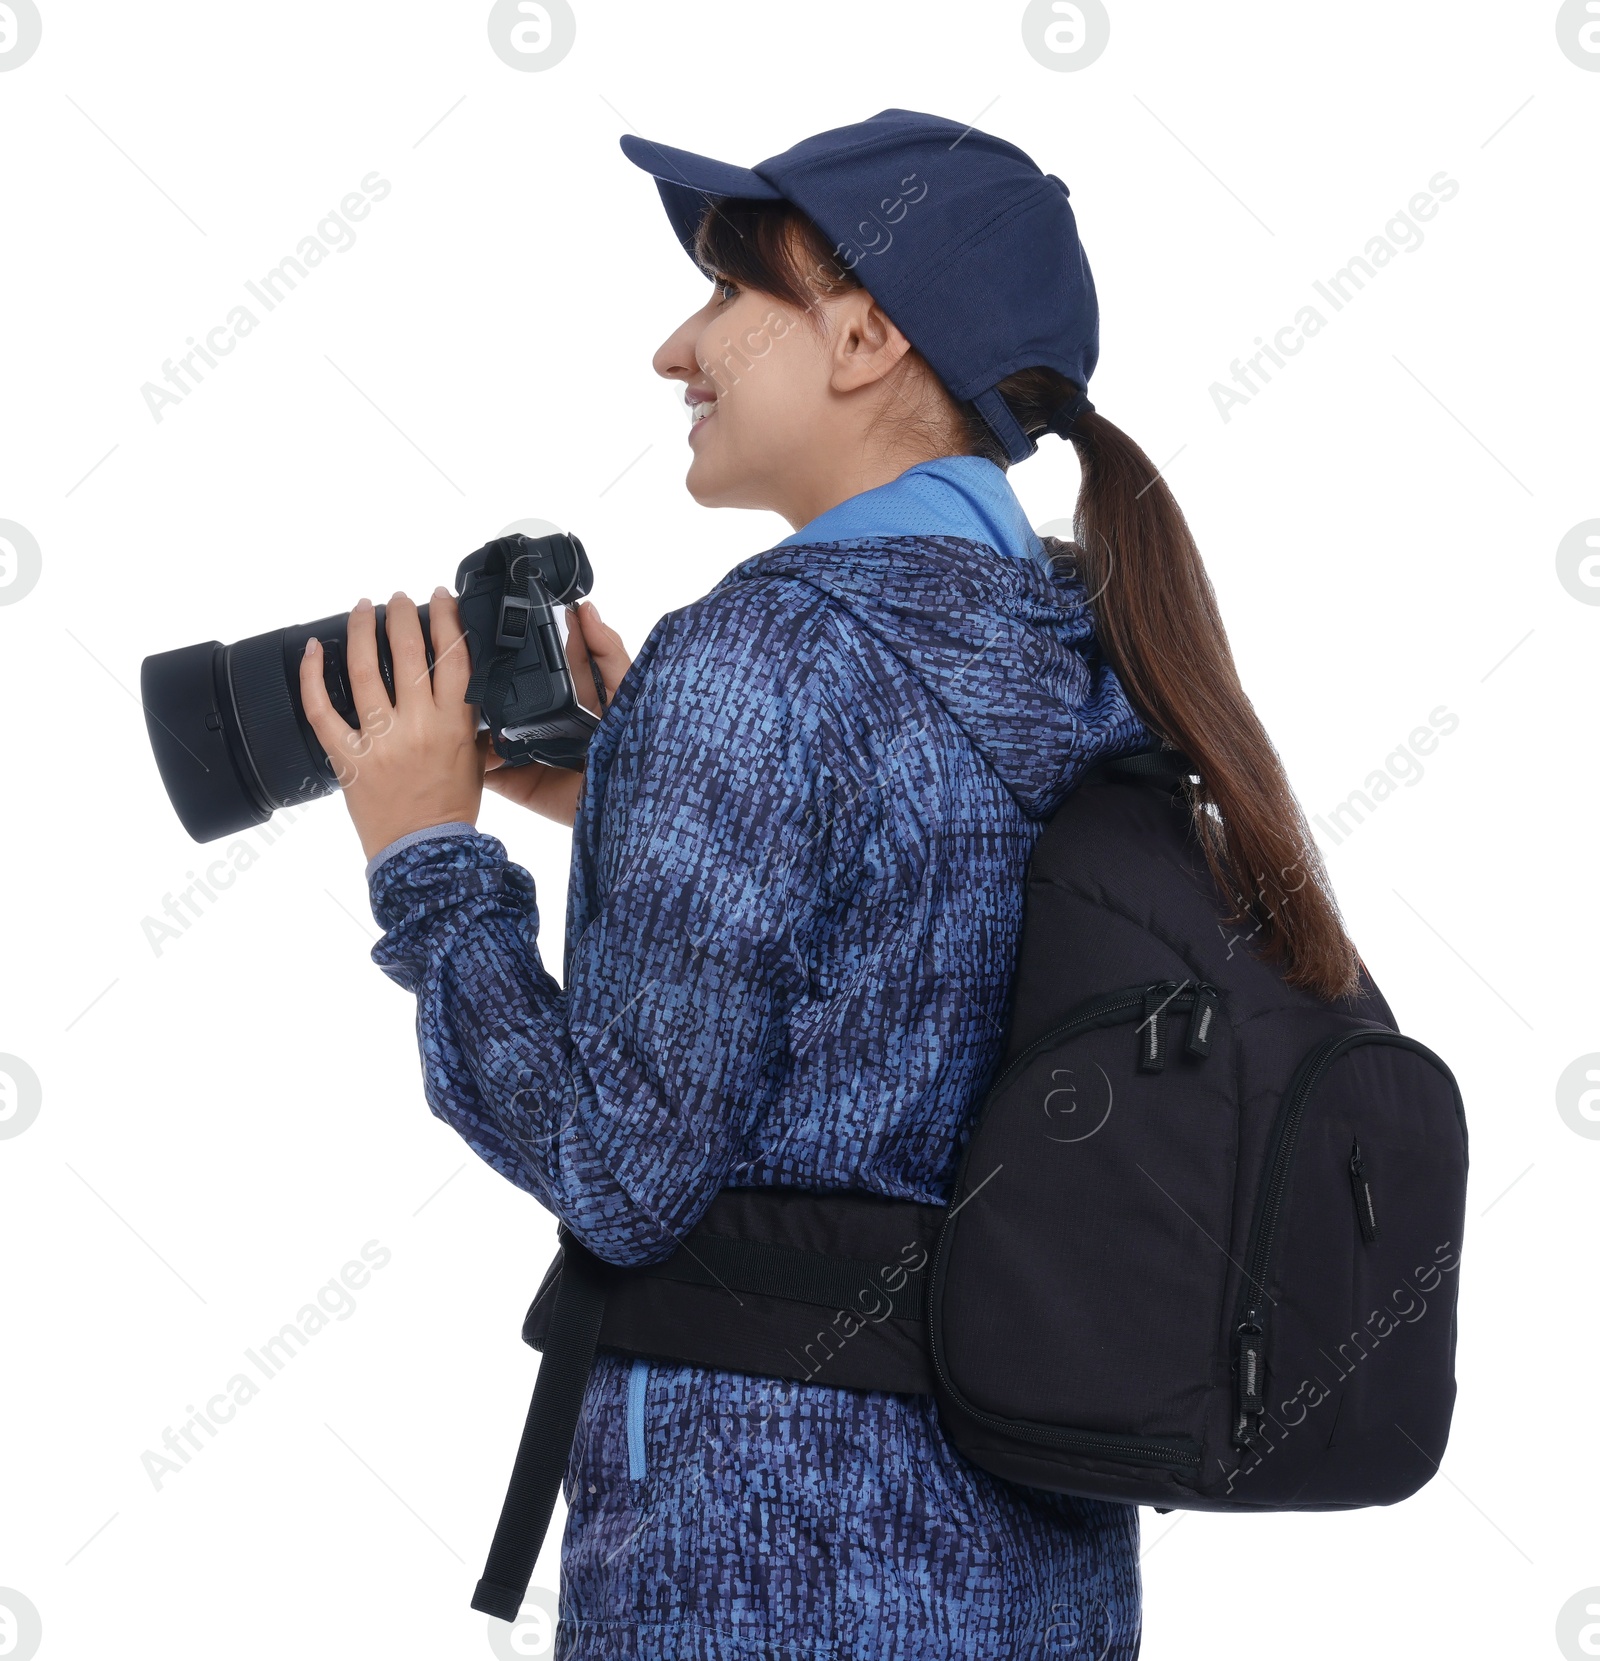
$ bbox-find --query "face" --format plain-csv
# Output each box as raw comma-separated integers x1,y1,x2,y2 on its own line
651,261,935,529
651,271,831,521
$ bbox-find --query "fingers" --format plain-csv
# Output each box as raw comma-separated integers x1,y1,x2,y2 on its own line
428,587,474,706
345,596,385,720
476,729,506,773
299,638,358,787
575,601,632,701
483,757,582,827
385,590,428,708
565,620,604,715
482,758,542,799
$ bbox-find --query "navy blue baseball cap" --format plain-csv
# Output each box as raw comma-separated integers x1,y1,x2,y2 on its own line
618,108,1098,464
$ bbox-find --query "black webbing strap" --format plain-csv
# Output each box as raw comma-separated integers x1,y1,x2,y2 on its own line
471,1205,940,1617
640,1233,924,1321
1091,744,1196,792
470,1229,608,1622
462,538,533,724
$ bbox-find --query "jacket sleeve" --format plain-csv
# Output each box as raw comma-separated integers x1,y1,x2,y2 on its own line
366,588,845,1265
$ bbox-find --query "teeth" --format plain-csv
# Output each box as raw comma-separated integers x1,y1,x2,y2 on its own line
690,399,715,422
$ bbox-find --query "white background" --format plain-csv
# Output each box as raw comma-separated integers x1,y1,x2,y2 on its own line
2,2,1596,1657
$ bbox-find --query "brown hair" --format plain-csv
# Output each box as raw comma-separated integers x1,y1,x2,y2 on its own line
694,199,1361,1001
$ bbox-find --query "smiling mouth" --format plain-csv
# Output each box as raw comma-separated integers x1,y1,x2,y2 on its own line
687,392,718,438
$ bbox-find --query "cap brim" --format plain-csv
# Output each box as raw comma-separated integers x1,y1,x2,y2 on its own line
618,133,783,265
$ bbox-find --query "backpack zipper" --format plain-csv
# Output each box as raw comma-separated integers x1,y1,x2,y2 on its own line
982,978,1220,1104
1185,983,1220,1058
926,978,1219,1477
1348,1140,1379,1245
1230,1029,1460,1447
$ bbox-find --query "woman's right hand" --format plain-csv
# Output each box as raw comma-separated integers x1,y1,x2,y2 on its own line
480,600,632,827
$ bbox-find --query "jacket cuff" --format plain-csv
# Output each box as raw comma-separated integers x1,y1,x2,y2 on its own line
366,824,535,950
364,820,481,883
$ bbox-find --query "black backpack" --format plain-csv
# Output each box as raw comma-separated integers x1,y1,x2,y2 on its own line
469,748,1469,1621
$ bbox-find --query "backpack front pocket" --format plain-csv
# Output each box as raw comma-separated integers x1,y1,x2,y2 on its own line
1226,1030,1466,1505
929,981,1233,1472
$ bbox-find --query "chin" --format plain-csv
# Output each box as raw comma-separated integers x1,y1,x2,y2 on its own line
685,455,731,509
685,446,772,513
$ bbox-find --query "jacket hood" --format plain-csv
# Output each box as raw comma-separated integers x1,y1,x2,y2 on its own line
715,533,1150,818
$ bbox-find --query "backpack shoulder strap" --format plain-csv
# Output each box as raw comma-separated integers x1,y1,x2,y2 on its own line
1078,743,1197,793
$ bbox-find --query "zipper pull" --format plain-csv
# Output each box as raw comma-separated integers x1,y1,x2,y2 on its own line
1185,983,1219,1059
1137,985,1169,1073
1233,1323,1265,1446
1348,1140,1379,1244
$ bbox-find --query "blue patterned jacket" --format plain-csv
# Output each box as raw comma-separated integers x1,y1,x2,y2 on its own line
367,491,1151,1658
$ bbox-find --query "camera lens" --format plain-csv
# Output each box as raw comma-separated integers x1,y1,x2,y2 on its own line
140,604,433,844
140,640,273,844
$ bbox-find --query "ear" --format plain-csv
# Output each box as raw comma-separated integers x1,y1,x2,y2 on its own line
826,289,914,393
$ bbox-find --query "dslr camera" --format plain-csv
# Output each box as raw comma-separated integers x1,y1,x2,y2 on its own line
140,531,601,844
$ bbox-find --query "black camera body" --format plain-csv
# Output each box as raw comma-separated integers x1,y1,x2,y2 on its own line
453,532,599,770
140,531,600,844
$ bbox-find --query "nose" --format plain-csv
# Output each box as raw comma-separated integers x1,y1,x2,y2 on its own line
652,306,705,385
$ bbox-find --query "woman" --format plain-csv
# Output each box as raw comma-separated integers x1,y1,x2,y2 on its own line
300,110,1355,1660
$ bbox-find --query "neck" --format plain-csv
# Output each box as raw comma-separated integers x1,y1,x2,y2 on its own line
776,444,966,531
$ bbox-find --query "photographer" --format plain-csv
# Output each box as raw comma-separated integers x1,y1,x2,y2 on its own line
294,110,1348,1660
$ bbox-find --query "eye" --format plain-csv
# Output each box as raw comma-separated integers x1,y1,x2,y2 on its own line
712,273,739,303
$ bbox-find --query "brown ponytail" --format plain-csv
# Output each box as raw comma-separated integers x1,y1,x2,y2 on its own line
693,199,1362,1002
980,370,1360,1002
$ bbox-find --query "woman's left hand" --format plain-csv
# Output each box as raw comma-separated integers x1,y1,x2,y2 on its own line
299,588,484,862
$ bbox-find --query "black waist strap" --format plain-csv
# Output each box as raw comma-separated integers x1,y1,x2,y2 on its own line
469,1189,944,1620
640,1231,925,1318
471,1226,608,1621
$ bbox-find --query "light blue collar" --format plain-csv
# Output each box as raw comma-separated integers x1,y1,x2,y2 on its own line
777,454,1046,565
